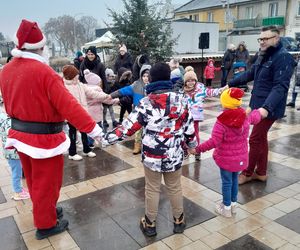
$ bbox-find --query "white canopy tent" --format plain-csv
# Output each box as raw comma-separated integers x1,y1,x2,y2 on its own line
82,31,115,49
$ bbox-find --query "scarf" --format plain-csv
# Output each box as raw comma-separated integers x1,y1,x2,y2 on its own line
146,80,173,94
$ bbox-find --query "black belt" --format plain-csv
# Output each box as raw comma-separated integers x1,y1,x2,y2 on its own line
11,118,63,134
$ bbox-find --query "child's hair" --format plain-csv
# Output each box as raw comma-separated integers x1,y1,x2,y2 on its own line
220,88,244,109
184,66,194,73
62,65,79,80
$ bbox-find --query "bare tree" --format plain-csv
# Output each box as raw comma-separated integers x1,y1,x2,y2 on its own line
44,15,98,56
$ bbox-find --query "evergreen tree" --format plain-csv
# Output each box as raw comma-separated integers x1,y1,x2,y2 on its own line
108,0,177,62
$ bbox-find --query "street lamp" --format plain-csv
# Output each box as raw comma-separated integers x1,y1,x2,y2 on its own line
221,0,230,47
74,13,83,52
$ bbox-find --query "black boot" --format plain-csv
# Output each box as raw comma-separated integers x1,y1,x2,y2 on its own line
35,219,69,240
286,102,295,108
173,213,186,233
140,215,157,237
56,207,63,219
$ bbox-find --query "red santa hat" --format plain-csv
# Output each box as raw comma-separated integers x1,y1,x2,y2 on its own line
14,19,46,50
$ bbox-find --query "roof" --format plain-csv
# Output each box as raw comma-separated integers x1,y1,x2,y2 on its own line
175,0,251,13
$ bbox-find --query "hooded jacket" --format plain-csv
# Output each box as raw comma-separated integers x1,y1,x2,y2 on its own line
197,108,261,172
204,59,221,79
110,64,151,106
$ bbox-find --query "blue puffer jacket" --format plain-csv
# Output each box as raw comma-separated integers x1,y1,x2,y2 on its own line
229,42,296,119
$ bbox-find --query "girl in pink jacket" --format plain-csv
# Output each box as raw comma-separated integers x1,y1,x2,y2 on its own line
196,88,264,218
204,59,221,87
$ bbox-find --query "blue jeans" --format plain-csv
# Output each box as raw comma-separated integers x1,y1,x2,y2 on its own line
220,168,238,206
8,159,23,193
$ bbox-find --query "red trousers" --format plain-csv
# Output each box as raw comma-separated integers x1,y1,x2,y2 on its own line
242,118,275,177
18,152,64,229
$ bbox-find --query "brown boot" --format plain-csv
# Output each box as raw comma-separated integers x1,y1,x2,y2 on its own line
133,142,141,155
238,174,253,185
252,172,267,182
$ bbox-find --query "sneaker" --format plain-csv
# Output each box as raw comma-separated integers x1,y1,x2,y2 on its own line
82,151,96,158
112,121,120,128
89,144,95,149
68,154,83,161
215,202,232,218
11,188,30,201
173,213,186,233
238,173,252,185
231,203,238,214
286,102,295,108
103,120,109,127
35,219,69,240
252,172,267,182
140,215,157,237
297,107,300,111
195,154,201,161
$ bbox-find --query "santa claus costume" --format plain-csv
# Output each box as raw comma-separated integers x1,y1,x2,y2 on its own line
0,19,104,239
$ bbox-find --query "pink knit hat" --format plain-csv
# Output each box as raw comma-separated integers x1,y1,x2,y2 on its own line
84,69,101,85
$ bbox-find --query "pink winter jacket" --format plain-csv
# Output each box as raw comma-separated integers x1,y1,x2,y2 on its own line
86,84,118,123
204,59,221,79
196,108,261,172
64,79,110,123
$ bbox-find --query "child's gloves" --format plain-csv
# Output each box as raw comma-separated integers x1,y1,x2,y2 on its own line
103,130,120,145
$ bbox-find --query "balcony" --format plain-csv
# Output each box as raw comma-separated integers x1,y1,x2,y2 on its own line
234,18,262,28
262,16,285,26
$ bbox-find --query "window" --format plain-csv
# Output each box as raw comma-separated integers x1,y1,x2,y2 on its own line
189,15,193,20
246,6,253,19
298,2,300,16
207,12,213,22
194,14,199,21
269,2,278,17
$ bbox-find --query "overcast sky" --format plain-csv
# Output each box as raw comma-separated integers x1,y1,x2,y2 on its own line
0,0,188,40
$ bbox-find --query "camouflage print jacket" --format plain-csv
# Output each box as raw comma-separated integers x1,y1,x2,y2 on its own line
106,88,196,172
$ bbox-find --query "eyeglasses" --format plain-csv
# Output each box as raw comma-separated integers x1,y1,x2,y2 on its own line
257,36,276,43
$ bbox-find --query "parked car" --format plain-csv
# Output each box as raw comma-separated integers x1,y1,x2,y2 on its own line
280,37,300,51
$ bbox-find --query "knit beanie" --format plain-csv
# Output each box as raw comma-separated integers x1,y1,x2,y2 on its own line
150,62,171,82
184,71,198,83
86,46,97,56
220,88,244,109
62,65,79,80
184,66,194,73
105,68,115,77
84,69,101,85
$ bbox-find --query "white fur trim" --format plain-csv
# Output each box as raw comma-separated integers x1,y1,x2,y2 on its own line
14,33,46,50
87,124,103,138
5,137,70,159
10,49,47,63
11,48,23,58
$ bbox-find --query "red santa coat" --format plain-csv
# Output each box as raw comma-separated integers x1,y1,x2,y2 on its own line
0,52,100,159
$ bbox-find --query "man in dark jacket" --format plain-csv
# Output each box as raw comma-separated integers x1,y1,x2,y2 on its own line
229,25,296,184
79,46,107,86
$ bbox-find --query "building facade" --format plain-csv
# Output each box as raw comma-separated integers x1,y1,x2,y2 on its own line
174,0,300,51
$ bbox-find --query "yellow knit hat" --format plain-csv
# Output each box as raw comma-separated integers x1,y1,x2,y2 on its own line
220,88,244,109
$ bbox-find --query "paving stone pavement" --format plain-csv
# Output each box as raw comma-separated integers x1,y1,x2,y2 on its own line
1,87,300,249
